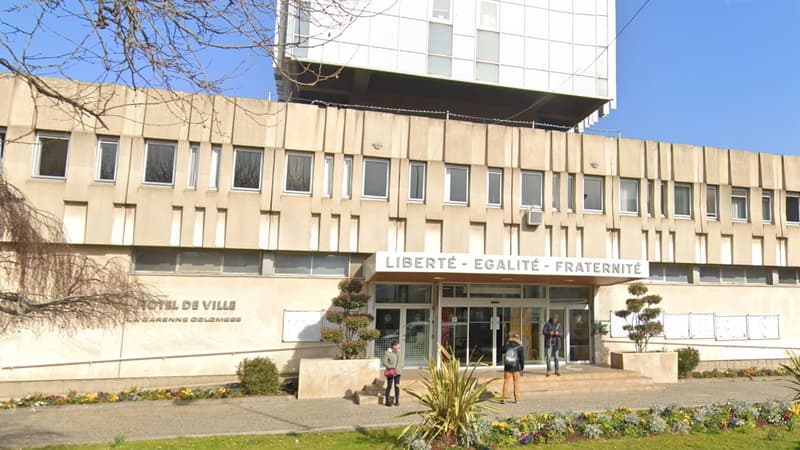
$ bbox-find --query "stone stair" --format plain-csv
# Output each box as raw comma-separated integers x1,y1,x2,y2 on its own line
352,365,665,405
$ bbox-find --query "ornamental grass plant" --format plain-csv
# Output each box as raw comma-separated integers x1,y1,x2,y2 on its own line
400,345,498,449
781,351,800,401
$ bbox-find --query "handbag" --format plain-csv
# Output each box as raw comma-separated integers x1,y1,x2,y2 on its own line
384,368,397,377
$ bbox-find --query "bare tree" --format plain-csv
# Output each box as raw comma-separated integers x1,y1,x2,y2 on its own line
0,173,158,334
0,0,374,127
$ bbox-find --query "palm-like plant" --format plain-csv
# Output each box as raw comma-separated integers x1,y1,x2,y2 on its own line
400,345,498,447
780,351,800,400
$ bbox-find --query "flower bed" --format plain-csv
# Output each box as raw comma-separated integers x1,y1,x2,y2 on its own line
687,367,787,379
1,386,242,410
402,401,800,449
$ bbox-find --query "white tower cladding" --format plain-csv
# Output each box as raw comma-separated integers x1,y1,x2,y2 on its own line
275,0,616,129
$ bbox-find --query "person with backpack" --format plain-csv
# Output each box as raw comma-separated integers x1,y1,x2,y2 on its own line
542,315,562,376
501,333,524,404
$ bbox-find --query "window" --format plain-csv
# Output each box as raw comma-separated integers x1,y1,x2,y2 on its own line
180,250,222,273
721,267,746,284
478,1,498,29
428,23,452,76
445,165,469,203
363,157,390,198
376,284,432,304
620,178,639,214
583,176,603,212
746,267,768,284
408,161,426,201
787,193,800,223
664,265,691,283
187,144,199,188
731,187,748,221
342,156,353,198
762,190,773,223
294,1,310,58
706,185,718,220
475,30,499,83
487,168,502,206
778,268,798,285
34,132,70,178
233,147,263,190
272,253,348,277
95,137,118,181
143,141,176,184
552,173,560,211
520,171,543,208
285,152,313,193
567,174,575,211
322,154,334,197
0,128,5,167
647,180,654,216
209,145,221,190
222,251,261,274
134,248,177,272
432,0,450,20
698,266,720,283
673,183,692,217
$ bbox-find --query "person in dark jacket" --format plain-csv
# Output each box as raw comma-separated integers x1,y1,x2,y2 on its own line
501,333,524,404
542,315,562,376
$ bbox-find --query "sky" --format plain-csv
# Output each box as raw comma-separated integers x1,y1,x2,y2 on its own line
2,1,798,155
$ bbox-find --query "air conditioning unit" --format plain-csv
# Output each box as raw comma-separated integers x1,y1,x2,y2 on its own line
526,209,543,227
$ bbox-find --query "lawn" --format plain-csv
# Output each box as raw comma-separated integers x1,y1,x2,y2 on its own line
44,426,800,450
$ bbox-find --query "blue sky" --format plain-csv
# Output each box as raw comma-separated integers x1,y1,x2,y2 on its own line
587,0,800,155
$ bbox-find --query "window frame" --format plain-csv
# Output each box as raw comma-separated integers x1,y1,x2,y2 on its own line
142,140,177,185
94,136,119,182
408,161,426,202
33,131,71,179
342,156,353,198
583,175,604,213
787,192,800,224
232,147,264,191
706,185,718,220
673,183,692,218
477,0,499,31
619,178,639,215
427,22,453,76
520,170,543,209
284,151,314,194
567,174,575,212
444,164,470,205
322,154,334,197
209,145,221,190
187,144,199,188
475,29,499,83
762,190,773,224
486,167,503,207
552,173,560,211
731,187,749,222
431,0,452,22
362,157,390,200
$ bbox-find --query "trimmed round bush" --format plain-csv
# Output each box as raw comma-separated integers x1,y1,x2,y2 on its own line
677,347,700,378
236,357,280,394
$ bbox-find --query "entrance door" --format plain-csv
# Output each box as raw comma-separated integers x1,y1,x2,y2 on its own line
546,307,592,363
375,307,431,367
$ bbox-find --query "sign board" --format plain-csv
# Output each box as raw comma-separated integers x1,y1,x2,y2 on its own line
663,314,690,339
371,252,648,278
715,315,748,341
282,310,326,342
747,315,780,340
688,314,715,339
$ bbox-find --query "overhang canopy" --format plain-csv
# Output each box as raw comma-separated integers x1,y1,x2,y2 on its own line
363,252,649,287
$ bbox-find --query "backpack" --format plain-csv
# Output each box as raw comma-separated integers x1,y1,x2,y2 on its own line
504,346,518,366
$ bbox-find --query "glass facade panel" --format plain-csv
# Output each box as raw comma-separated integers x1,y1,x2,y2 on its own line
363,158,389,198
135,248,177,272
179,250,222,272
583,176,603,211
223,252,261,274
311,254,349,276
273,253,312,275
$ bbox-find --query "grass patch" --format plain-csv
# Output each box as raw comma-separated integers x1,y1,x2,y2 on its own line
41,425,800,450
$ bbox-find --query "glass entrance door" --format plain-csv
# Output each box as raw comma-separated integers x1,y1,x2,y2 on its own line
375,307,431,367
568,309,591,362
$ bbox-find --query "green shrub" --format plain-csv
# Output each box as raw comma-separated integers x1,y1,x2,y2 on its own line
677,347,700,378
236,357,280,394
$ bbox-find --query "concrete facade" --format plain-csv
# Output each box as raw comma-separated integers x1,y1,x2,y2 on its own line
1,75,799,389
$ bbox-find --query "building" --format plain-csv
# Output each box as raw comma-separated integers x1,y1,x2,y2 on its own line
0,74,798,389
274,0,616,129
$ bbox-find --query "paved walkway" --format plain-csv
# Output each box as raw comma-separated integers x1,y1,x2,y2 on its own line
1,377,796,449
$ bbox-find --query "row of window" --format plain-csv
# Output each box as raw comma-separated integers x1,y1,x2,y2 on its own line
648,263,800,286
134,249,349,277
376,283,590,303
17,131,800,223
